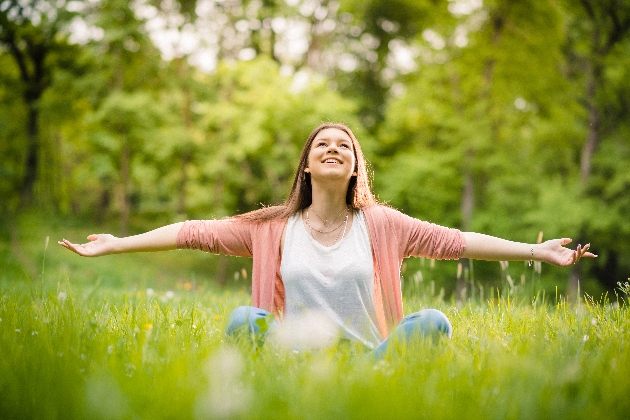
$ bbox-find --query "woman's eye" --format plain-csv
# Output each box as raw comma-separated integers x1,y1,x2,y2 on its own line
340,143,350,148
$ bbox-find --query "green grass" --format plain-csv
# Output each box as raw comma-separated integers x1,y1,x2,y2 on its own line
1,212,628,419
1,279,629,420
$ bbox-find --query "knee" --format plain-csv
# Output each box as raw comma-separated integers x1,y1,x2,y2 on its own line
422,309,452,338
373,308,452,360
225,306,273,337
402,308,452,341
225,306,255,336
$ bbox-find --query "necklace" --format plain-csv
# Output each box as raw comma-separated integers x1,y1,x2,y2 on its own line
307,215,346,234
306,208,347,234
309,205,347,228
305,207,350,246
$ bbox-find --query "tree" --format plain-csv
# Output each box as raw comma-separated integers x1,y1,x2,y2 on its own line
336,0,454,127
188,56,368,217
374,0,609,294
71,0,167,234
86,91,167,236
562,0,630,293
0,0,77,207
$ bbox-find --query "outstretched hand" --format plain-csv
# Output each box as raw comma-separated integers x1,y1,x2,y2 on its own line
539,238,597,267
58,234,118,257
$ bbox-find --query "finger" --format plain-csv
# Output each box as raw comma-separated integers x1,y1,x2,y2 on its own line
59,239,89,256
572,245,579,260
60,243,76,253
575,244,582,262
63,242,78,253
63,240,83,255
560,238,572,246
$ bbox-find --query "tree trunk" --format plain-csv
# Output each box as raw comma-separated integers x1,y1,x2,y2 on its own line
456,151,475,302
579,59,601,185
2,17,50,209
117,139,131,236
568,263,583,303
20,104,40,207
455,12,503,302
96,189,110,223
569,29,602,299
215,254,228,286
461,151,475,231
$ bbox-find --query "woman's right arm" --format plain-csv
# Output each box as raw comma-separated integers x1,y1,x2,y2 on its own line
58,222,184,257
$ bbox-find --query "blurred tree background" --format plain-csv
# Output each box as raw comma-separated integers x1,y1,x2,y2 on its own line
1,0,629,297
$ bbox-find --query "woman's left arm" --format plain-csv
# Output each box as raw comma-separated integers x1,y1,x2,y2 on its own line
460,232,597,267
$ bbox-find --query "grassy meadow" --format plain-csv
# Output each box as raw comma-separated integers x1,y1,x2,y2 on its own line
1,215,629,419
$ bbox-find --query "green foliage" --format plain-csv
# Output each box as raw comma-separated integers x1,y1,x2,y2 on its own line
0,55,27,213
185,56,367,217
1,0,629,289
373,0,630,289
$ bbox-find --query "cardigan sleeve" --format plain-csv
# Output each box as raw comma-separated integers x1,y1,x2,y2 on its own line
384,207,466,260
176,219,254,257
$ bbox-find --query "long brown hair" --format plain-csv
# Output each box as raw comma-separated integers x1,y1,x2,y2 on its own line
236,122,378,221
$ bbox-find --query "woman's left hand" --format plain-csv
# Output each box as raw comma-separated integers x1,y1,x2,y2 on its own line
539,239,597,267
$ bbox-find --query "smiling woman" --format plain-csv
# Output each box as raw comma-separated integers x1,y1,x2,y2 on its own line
59,122,596,358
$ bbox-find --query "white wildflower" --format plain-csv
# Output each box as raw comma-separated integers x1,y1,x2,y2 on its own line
194,347,252,419
268,310,340,351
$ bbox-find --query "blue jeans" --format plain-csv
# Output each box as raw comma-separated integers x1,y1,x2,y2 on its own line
372,308,452,359
225,306,452,358
225,306,280,337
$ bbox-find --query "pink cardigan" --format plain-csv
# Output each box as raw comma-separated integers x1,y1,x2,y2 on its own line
176,205,466,337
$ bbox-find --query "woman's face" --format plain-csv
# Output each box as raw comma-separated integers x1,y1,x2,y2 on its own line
305,128,357,182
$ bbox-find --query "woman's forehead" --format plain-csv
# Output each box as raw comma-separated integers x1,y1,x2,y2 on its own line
314,127,353,142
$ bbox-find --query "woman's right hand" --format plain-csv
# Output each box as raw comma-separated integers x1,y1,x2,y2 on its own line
58,234,118,257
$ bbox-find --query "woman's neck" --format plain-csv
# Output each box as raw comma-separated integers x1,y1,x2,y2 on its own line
309,183,349,221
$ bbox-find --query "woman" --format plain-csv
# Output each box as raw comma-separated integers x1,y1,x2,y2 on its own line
59,123,595,357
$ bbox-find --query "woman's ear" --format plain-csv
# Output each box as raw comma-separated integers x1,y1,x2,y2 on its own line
304,167,310,173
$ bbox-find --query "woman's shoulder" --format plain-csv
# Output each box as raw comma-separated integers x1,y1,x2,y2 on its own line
362,204,404,219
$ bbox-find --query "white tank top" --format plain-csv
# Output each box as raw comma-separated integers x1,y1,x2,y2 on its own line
280,210,383,348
